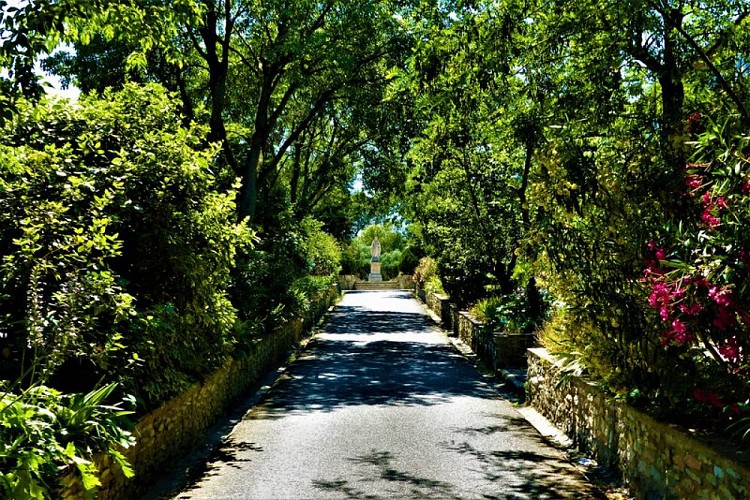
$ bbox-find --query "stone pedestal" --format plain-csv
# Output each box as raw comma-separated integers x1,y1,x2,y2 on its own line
369,260,382,282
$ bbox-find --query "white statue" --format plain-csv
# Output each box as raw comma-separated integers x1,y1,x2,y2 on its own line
371,237,381,260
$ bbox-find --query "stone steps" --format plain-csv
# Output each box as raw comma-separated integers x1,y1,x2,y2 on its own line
353,281,403,291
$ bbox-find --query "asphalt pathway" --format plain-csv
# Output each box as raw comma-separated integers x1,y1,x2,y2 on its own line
175,290,598,499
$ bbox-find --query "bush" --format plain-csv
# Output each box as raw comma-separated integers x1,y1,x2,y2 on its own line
470,293,546,333
0,383,135,499
413,256,439,289
0,84,254,408
301,217,342,277
231,209,340,337
641,120,750,428
413,256,445,294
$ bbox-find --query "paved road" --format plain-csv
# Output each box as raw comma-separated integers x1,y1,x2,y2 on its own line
175,291,598,499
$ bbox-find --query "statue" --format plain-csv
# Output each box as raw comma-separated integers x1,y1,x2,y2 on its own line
369,237,383,282
370,237,381,261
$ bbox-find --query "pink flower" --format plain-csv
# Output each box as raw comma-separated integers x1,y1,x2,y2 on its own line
665,319,694,343
741,181,750,195
685,175,703,190
702,191,712,207
680,302,703,315
719,338,740,362
717,197,728,209
701,208,721,227
660,306,671,320
712,306,735,330
693,387,724,409
708,286,732,307
649,283,671,309
655,248,666,261
671,318,687,334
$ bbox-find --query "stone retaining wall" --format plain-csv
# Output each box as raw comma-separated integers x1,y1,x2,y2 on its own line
60,286,339,499
527,347,750,499
426,292,451,326
457,310,484,350
457,312,534,369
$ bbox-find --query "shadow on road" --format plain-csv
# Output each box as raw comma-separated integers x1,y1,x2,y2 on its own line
169,292,601,499
248,338,497,418
242,298,502,418
247,341,498,420
312,449,456,499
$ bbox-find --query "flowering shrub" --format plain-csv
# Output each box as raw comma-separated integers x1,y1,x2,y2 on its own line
642,120,750,421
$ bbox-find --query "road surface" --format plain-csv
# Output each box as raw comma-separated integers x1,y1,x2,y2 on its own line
175,290,598,499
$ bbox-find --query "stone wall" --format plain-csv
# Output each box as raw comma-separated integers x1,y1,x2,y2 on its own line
60,286,339,499
527,348,750,499
457,310,484,351
426,292,451,326
456,312,534,369
493,333,536,368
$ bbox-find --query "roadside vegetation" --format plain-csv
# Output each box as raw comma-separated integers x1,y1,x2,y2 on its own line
2,0,750,497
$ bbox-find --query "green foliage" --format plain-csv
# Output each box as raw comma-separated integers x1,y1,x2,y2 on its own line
389,0,750,440
470,294,547,333
413,256,444,294
231,208,340,337
0,84,254,407
0,382,135,499
301,217,342,277
340,223,409,280
640,119,750,428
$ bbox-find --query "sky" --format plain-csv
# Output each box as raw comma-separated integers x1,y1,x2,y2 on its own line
2,0,81,101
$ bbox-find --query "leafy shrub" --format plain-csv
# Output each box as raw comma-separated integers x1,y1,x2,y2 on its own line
470,293,545,333
301,217,342,277
531,118,674,394
231,211,340,337
398,246,421,275
424,275,445,295
380,248,402,280
0,383,135,499
413,256,439,290
0,84,254,408
339,240,370,278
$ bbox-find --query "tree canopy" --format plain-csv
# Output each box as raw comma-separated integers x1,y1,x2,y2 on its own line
3,0,750,494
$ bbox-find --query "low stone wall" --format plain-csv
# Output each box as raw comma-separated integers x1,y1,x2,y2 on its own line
457,311,484,351
493,333,536,368
457,312,534,369
61,286,339,499
527,348,750,499
426,292,451,326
